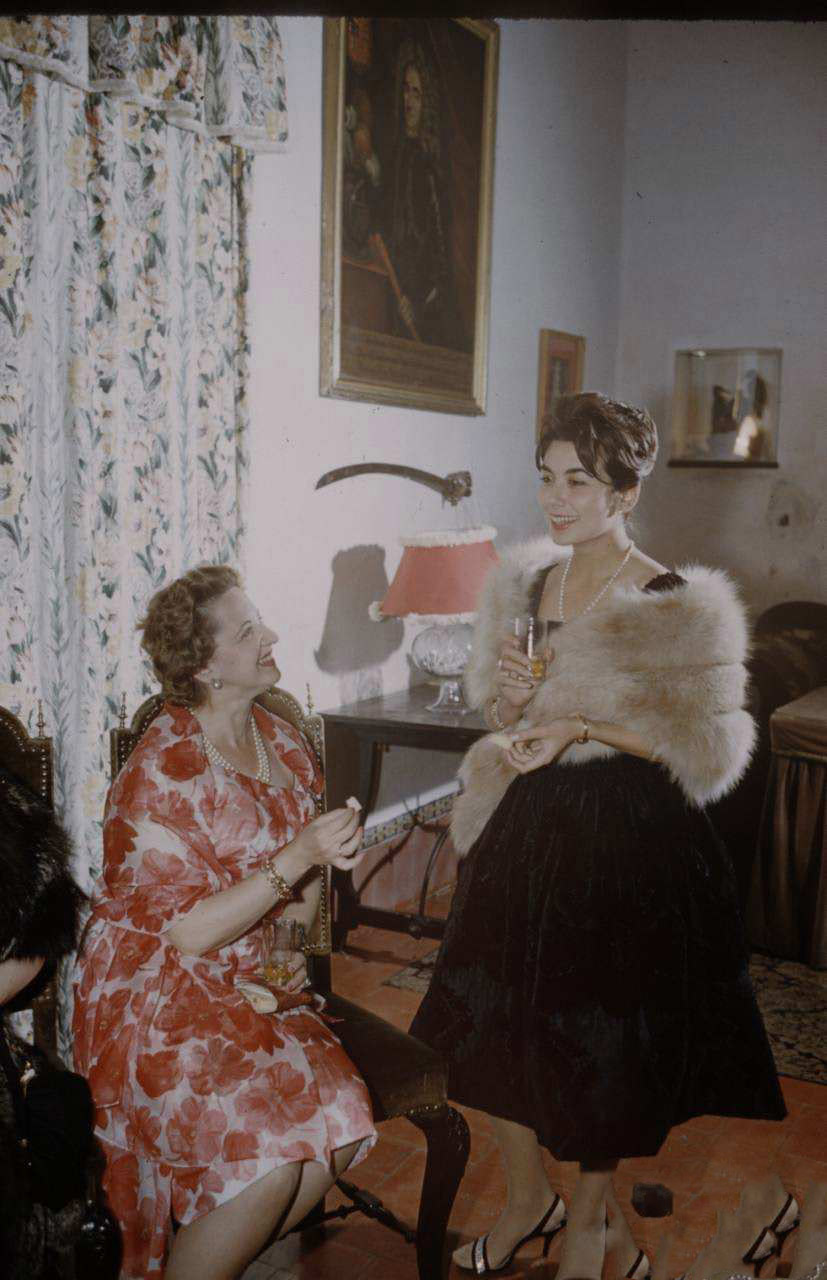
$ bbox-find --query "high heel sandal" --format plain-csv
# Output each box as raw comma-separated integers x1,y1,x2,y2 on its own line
606,1209,651,1280
673,1192,801,1280
458,1192,567,1275
623,1247,652,1280
743,1192,801,1275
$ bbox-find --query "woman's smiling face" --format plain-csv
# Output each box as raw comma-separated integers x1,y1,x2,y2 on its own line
202,587,280,695
537,440,625,545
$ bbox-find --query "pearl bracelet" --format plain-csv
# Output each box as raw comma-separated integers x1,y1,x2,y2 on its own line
574,714,591,745
263,857,294,903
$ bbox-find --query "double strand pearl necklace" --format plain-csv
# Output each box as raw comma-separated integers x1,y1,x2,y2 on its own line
558,541,635,622
202,714,271,784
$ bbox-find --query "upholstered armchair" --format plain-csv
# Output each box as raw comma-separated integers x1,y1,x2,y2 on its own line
110,688,471,1280
708,600,827,907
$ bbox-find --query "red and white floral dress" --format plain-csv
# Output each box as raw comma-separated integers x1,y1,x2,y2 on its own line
72,703,376,1279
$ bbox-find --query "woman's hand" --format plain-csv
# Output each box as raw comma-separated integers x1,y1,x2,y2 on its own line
502,718,580,773
269,949,307,993
291,806,366,872
495,637,554,710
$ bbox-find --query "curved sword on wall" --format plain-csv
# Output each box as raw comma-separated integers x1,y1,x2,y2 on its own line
315,463,472,506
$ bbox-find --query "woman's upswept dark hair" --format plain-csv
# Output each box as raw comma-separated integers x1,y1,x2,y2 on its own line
138,563,241,707
535,392,658,491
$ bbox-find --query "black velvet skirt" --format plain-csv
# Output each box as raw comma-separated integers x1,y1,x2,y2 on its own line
410,754,787,1162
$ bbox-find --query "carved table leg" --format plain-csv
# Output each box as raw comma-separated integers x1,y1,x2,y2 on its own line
406,1104,471,1280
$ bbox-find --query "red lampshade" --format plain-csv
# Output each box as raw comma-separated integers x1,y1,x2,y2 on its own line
375,526,498,621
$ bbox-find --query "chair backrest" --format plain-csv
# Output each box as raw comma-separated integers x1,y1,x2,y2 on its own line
751,600,827,721
0,704,59,1053
109,688,332,956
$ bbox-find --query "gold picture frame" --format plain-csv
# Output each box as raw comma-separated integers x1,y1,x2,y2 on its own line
320,18,499,416
536,329,586,441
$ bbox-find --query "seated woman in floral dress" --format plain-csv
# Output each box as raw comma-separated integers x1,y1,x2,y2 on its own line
73,565,375,1280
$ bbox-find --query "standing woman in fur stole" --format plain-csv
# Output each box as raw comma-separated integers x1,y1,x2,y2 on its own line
0,762,87,1277
411,394,787,1280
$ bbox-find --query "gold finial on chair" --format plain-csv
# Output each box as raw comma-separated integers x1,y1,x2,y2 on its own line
306,683,315,716
36,699,45,737
118,691,127,729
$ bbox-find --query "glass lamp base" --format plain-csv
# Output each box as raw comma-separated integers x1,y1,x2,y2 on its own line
425,677,471,714
410,622,474,716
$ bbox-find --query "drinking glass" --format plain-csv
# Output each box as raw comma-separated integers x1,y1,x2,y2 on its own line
258,917,306,991
511,615,554,680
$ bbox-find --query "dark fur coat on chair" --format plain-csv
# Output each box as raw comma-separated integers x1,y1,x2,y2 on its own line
0,763,86,1278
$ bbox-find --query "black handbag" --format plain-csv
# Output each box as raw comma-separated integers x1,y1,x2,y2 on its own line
0,1025,93,1211
0,1025,122,1278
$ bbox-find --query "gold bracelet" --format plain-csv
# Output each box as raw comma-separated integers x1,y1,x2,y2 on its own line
575,714,591,744
488,696,506,732
263,857,294,903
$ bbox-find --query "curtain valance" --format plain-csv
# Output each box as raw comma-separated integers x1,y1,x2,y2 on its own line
0,14,287,150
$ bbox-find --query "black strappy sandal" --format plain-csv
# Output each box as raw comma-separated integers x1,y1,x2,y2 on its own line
458,1192,568,1275
743,1192,801,1275
673,1192,801,1280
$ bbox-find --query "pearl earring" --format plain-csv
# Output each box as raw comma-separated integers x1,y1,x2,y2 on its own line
210,678,223,690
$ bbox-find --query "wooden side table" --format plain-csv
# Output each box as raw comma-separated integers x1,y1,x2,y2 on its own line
747,684,827,968
321,685,487,948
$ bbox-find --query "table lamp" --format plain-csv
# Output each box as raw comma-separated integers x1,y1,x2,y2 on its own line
371,526,498,713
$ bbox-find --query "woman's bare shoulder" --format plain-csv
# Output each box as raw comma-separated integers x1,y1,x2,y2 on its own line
626,548,669,588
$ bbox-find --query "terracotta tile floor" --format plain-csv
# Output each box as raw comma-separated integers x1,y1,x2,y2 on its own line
247,908,827,1280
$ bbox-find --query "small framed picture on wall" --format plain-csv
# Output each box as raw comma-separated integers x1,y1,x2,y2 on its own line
536,329,585,441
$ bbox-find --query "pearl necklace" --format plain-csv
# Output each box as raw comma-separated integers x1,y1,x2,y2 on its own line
202,715,271,784
558,542,634,622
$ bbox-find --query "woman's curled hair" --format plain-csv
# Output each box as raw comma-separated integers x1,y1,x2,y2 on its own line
535,392,658,492
139,564,241,707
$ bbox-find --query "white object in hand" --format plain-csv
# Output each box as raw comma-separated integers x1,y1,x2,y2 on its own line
346,796,362,811
489,732,514,749
236,979,279,1014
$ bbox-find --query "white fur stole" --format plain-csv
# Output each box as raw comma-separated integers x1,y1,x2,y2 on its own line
452,537,756,854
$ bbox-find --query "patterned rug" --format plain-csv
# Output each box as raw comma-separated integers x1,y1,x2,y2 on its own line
385,949,827,1087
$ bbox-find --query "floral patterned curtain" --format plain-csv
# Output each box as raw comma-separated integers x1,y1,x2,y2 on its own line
0,16,285,1050
0,15,288,149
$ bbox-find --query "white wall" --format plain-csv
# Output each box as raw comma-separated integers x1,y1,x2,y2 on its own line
246,17,628,742
615,22,827,612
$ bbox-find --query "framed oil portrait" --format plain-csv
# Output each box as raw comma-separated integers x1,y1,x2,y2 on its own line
669,348,781,467
536,329,585,441
320,18,499,416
